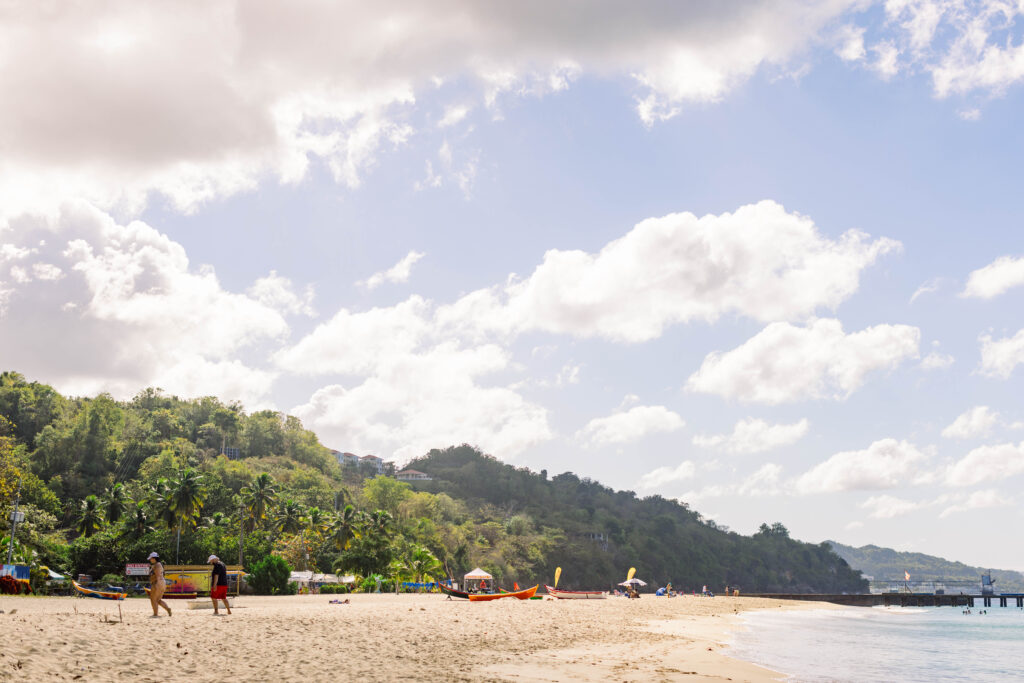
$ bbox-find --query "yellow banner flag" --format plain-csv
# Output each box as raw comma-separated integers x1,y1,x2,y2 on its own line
554,567,562,588
627,567,636,582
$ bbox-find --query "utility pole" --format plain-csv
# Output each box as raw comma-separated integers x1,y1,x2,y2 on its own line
6,478,23,565
238,500,245,567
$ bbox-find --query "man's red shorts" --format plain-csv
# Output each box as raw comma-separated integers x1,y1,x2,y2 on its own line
211,585,228,600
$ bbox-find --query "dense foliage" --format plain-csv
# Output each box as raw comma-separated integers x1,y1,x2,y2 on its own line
0,371,866,594
828,541,1024,592
406,446,867,592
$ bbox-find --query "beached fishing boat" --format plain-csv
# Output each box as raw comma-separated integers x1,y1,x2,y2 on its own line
468,584,538,601
544,585,607,600
72,580,126,601
438,581,470,599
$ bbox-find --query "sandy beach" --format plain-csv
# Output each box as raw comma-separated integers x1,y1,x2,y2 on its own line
0,592,825,682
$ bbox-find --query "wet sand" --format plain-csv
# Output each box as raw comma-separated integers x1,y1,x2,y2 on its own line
0,592,820,681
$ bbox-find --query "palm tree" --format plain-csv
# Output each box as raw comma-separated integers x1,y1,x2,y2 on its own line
305,507,329,537
121,502,153,540
328,504,360,550
273,499,305,536
408,547,443,584
240,473,277,530
76,495,104,537
147,479,177,530
103,482,130,524
365,509,393,539
166,468,207,563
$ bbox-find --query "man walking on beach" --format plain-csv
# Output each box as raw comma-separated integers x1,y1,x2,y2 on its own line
208,555,232,615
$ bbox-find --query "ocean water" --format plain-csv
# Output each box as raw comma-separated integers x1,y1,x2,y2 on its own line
728,605,1024,682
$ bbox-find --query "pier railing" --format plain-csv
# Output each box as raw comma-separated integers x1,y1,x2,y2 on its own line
743,593,1024,608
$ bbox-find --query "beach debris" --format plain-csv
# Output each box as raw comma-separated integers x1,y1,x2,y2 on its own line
8,609,16,615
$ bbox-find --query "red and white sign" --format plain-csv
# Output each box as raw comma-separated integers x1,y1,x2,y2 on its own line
125,563,151,576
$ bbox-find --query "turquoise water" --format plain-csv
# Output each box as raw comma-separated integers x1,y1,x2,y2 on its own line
728,606,1024,682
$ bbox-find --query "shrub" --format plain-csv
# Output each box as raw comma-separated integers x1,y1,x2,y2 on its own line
248,555,291,595
320,584,349,594
100,573,125,587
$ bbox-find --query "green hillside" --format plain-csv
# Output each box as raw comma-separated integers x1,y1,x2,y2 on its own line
828,541,1024,592
407,446,867,592
0,371,866,593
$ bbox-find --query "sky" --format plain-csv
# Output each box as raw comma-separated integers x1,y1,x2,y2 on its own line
2,0,1024,569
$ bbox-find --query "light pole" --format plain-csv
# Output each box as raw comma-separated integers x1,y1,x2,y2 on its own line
6,478,23,565
238,500,245,567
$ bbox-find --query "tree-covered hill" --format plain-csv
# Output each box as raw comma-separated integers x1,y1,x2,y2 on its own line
828,541,1024,592
406,446,867,593
0,371,866,594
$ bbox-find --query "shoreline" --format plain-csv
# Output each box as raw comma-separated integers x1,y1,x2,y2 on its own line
0,593,831,681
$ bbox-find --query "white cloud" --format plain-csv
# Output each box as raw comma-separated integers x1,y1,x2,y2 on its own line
693,417,809,454
861,494,926,519
637,461,697,490
909,277,940,303
438,104,471,128
945,441,1024,487
360,251,425,290
275,297,431,376
979,329,1024,378
941,406,999,439
794,439,932,494
939,489,1013,518
687,318,920,404
0,202,286,405
31,263,63,281
438,201,900,343
681,463,783,502
920,351,954,370
247,270,315,317
0,1,867,221
962,256,1024,299
876,1,1024,100
290,341,551,462
871,41,901,79
576,405,685,447
835,24,867,62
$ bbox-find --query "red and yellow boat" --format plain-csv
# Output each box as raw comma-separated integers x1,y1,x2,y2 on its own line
468,584,538,601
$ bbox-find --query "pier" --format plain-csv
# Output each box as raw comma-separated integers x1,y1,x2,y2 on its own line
744,593,1024,608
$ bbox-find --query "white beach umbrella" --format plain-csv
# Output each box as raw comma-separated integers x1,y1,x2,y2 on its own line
618,578,647,586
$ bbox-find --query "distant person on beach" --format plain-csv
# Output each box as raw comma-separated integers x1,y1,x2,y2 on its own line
148,552,172,617
208,555,232,615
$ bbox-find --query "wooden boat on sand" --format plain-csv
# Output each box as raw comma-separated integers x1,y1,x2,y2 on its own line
72,580,126,601
468,584,538,601
545,585,607,600
438,582,470,599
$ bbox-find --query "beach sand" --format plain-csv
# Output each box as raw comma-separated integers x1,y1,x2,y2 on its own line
0,592,820,682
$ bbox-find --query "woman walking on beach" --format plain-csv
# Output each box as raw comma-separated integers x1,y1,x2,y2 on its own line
148,552,172,617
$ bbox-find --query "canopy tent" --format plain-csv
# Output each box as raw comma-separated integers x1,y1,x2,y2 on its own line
45,568,66,580
463,567,494,593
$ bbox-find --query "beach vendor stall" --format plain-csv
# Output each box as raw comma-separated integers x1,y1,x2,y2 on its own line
160,564,245,598
464,567,493,593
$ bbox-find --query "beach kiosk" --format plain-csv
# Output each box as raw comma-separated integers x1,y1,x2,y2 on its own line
464,567,493,593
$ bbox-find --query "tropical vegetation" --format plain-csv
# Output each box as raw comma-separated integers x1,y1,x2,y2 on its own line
0,371,866,594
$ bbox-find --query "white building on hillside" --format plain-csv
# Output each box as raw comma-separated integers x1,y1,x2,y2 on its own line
396,469,431,482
